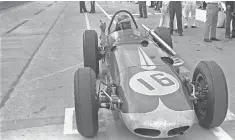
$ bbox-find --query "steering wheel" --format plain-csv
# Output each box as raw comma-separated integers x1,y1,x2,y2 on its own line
108,10,139,34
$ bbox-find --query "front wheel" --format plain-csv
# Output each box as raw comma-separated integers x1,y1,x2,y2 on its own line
74,67,99,137
192,61,228,128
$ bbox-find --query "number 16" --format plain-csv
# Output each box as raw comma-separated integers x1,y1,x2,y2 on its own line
137,73,175,91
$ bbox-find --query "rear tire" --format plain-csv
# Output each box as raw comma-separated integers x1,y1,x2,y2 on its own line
74,67,99,137
192,61,228,128
83,30,99,77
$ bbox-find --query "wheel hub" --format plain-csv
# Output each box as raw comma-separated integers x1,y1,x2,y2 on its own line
194,74,209,119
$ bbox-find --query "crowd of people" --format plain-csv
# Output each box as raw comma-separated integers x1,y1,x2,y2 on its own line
79,1,96,13
138,1,235,41
79,1,235,41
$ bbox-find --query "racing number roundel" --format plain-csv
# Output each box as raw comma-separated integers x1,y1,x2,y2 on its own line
129,71,180,96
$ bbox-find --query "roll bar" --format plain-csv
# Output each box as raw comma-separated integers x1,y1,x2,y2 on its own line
108,10,138,34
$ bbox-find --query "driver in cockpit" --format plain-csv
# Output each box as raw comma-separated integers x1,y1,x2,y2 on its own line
115,14,132,31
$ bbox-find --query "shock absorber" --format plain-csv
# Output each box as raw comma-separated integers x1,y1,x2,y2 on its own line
110,94,123,110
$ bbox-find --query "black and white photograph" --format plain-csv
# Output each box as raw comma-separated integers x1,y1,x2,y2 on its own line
1,1,235,140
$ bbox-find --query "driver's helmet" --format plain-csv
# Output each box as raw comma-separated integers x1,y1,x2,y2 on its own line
117,14,132,30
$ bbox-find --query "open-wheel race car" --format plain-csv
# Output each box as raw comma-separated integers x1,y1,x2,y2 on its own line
74,10,228,139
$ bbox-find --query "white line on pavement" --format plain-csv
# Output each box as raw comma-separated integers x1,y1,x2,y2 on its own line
64,107,77,134
16,63,83,89
96,2,116,24
27,63,82,82
210,127,234,140
84,13,91,30
225,109,235,121
63,108,106,135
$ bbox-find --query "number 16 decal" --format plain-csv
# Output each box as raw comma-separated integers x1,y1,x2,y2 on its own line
129,71,180,96
137,73,175,91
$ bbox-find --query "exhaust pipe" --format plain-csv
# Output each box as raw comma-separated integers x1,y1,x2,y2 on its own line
141,24,177,56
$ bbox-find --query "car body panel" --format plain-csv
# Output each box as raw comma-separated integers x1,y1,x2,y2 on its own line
108,29,143,46
118,66,194,113
103,28,195,138
114,43,168,73
121,100,195,138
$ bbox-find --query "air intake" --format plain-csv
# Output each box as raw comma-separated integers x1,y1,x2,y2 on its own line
134,128,161,137
168,126,190,136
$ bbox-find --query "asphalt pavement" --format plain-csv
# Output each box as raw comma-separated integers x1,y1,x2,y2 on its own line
1,1,235,140
0,1,31,12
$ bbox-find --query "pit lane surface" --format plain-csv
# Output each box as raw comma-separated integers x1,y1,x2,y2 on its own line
0,1,32,12
1,1,235,140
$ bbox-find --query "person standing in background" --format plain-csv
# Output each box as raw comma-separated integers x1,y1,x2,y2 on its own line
169,1,183,36
204,1,220,42
225,1,235,39
149,1,155,8
90,1,95,13
138,1,147,18
154,1,162,12
183,1,197,29
202,1,207,10
80,1,87,13
159,1,170,28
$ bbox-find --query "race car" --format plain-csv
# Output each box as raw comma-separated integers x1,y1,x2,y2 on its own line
74,10,228,139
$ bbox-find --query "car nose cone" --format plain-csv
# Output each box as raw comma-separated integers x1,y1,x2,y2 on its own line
121,98,196,138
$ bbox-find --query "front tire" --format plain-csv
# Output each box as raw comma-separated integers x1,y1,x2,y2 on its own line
192,61,228,128
74,67,99,137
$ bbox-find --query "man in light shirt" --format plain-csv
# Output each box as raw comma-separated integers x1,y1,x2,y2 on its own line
183,1,197,29
204,1,220,42
159,1,170,28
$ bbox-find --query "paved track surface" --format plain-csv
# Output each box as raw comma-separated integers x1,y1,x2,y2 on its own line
0,1,31,12
1,1,235,140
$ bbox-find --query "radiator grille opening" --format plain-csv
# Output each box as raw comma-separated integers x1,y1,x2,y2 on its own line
134,128,161,137
168,126,190,136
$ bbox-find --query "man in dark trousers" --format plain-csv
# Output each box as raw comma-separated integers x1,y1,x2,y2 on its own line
154,1,162,12
138,1,147,18
169,1,183,36
90,1,95,13
225,1,235,39
149,1,155,8
80,1,87,13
